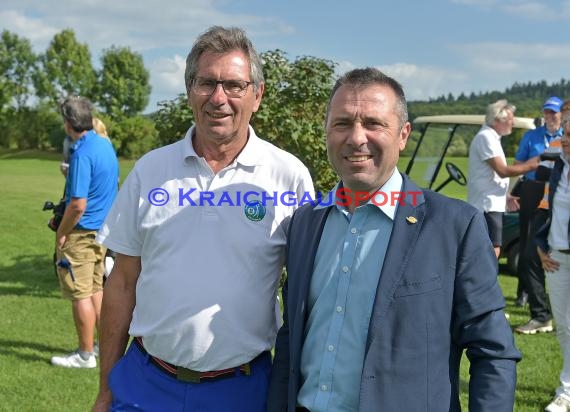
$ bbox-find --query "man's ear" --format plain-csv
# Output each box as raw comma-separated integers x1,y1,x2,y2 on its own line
252,82,265,113
399,121,411,151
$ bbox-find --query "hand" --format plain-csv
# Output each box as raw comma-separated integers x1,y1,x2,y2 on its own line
526,156,540,169
60,162,69,177
56,233,67,250
506,194,520,212
537,247,559,273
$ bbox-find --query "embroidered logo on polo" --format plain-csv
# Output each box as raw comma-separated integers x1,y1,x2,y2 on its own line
244,200,266,221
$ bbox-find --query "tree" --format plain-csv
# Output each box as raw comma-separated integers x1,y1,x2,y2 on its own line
154,93,194,147
34,29,97,106
0,30,37,111
98,46,151,118
253,50,338,192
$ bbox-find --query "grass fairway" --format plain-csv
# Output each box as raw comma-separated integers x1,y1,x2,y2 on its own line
0,151,562,411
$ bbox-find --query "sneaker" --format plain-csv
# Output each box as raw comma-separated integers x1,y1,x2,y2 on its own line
93,342,99,358
51,350,96,368
514,319,554,335
545,395,570,412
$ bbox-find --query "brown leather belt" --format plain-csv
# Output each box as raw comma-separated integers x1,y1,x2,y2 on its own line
133,337,268,383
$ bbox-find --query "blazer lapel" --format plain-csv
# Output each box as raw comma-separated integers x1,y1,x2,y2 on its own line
365,175,426,350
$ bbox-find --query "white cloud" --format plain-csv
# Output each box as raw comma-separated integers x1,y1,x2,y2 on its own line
450,0,570,20
149,54,187,105
377,63,468,101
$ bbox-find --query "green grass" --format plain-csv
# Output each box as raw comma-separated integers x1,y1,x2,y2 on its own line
0,151,562,411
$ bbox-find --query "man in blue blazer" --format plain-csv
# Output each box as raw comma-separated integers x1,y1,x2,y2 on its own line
267,68,521,412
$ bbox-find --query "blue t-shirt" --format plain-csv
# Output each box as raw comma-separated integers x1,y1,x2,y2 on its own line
515,125,563,180
66,130,119,230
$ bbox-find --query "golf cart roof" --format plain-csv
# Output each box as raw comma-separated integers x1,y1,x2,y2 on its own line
413,115,536,130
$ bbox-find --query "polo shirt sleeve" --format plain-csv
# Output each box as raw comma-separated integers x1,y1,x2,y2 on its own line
67,152,91,199
96,165,142,256
474,132,503,162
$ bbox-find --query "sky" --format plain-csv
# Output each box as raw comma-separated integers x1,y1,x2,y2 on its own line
2,0,570,114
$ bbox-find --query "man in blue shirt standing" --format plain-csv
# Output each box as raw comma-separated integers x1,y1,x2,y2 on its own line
51,96,119,368
510,96,563,335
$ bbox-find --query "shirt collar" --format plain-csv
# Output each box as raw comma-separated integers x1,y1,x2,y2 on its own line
182,125,264,167
546,127,564,140
70,129,96,152
315,168,402,221
481,125,501,140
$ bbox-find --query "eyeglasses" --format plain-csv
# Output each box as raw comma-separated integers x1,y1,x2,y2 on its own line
191,77,253,98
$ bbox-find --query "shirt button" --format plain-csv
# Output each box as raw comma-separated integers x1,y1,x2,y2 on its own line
350,227,357,234
328,345,335,351
342,266,349,273
321,385,328,391
336,306,343,313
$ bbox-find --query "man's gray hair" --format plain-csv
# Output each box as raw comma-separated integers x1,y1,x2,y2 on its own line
60,96,94,133
326,67,408,129
485,99,516,126
184,26,264,92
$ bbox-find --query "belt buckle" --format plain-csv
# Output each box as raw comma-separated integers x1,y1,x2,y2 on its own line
177,367,202,383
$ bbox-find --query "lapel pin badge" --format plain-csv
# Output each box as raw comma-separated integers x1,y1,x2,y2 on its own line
406,216,417,224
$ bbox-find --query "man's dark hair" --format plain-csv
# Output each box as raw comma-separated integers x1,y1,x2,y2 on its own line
326,67,408,128
60,96,94,133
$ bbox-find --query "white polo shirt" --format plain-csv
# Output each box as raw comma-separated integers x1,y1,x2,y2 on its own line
97,125,314,370
467,125,509,212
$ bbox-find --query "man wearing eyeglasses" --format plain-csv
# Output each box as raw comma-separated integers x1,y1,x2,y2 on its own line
92,26,314,412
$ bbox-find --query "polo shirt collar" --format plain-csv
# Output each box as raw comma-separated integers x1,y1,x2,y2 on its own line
481,124,501,140
182,125,264,166
546,127,564,140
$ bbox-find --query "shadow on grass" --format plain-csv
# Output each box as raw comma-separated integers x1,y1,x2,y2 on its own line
0,338,69,363
0,253,60,298
0,149,60,161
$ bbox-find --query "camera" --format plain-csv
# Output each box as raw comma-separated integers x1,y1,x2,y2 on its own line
43,199,66,231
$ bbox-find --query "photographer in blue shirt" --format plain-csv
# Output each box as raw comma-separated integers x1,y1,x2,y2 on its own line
51,96,119,368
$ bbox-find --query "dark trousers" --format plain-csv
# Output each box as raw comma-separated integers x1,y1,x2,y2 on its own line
517,207,552,322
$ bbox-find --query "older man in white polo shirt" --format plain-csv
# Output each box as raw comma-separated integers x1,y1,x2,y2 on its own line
467,99,538,259
92,26,314,412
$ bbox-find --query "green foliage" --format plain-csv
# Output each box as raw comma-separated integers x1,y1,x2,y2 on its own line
253,50,338,192
98,46,151,119
154,93,194,147
110,115,158,159
0,105,61,149
34,29,97,107
0,30,37,111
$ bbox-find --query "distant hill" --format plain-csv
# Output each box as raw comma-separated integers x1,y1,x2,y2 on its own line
409,78,570,119
407,78,569,156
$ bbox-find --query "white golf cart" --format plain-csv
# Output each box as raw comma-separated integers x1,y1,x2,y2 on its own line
404,114,537,274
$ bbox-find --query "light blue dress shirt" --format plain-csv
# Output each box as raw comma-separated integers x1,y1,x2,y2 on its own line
297,170,402,411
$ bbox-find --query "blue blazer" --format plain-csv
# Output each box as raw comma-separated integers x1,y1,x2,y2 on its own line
535,157,570,252
268,175,521,412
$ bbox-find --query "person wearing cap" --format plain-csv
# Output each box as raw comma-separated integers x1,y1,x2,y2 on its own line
509,96,563,335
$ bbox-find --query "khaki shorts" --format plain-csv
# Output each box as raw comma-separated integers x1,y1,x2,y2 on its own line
56,230,105,300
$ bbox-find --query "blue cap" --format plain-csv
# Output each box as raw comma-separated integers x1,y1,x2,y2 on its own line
543,96,563,113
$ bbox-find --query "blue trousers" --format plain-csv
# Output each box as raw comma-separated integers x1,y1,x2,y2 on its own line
108,341,271,412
